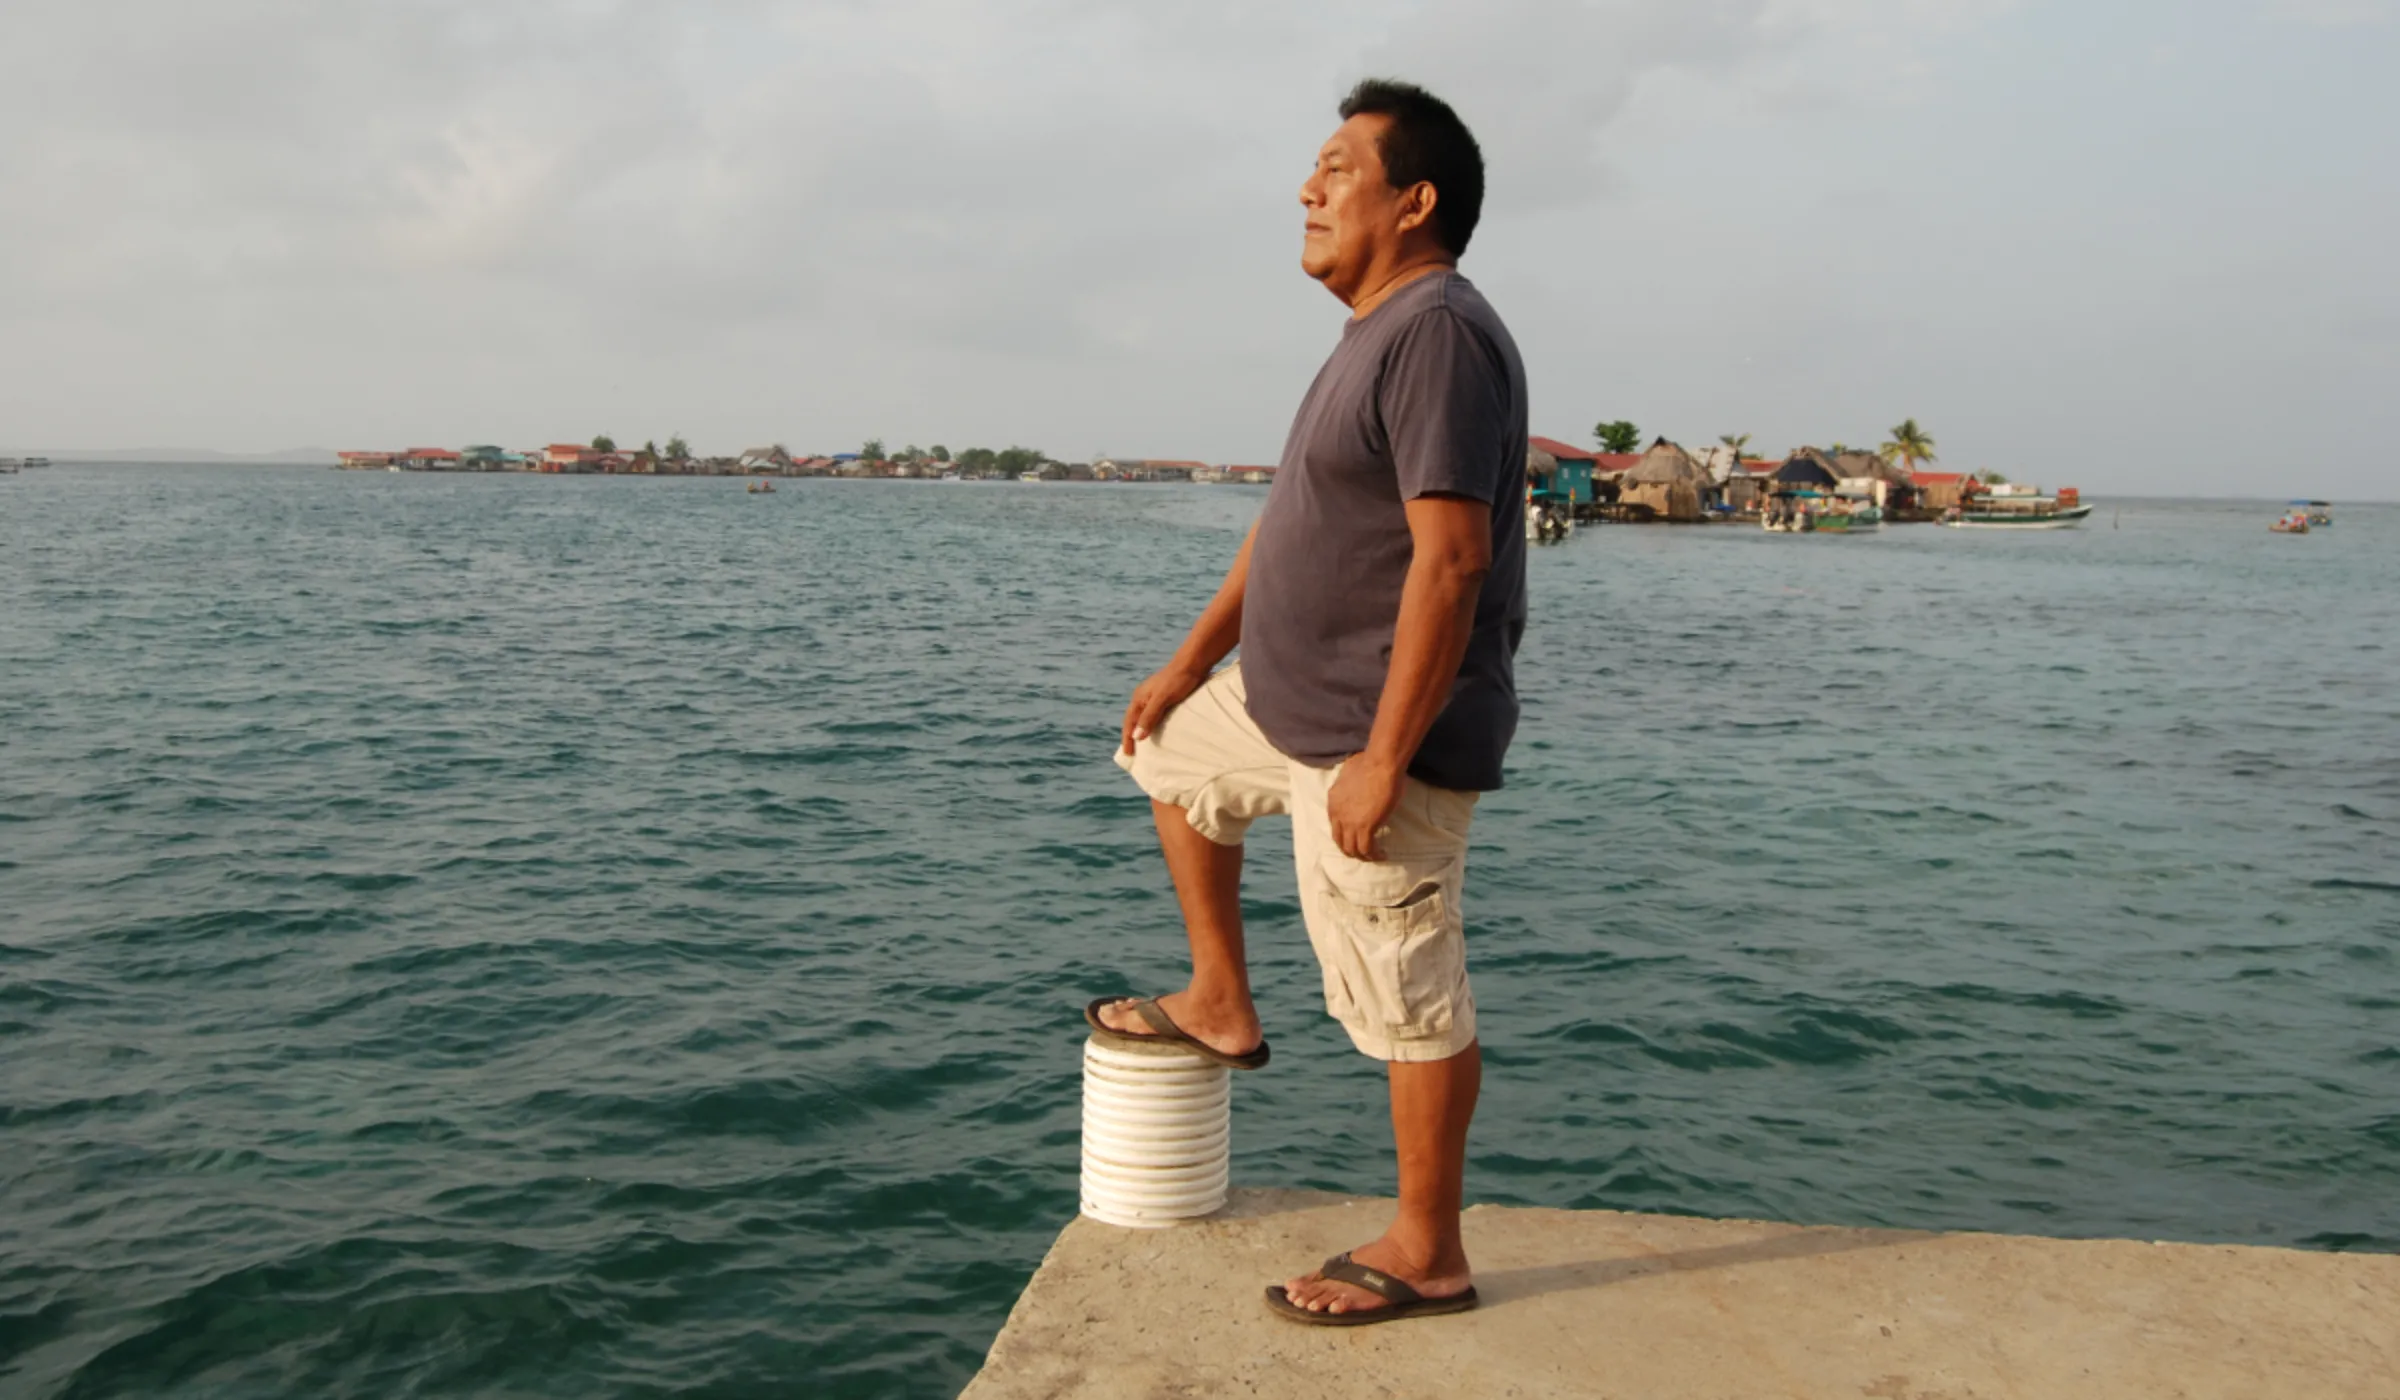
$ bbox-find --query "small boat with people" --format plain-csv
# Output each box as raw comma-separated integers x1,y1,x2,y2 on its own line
1524,482,1574,543
747,479,776,494
1940,484,2091,529
1762,491,1881,534
2269,510,2310,534
2290,500,2332,528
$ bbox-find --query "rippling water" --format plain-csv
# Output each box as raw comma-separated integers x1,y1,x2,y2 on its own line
3,466,2394,1397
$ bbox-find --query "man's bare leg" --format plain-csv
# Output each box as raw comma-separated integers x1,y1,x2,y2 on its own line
1281,1041,1481,1312
1096,799,1263,1056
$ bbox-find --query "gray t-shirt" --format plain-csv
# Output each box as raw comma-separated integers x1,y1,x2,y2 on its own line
1241,270,1528,792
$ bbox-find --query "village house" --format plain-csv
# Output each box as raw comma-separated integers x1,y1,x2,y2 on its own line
398,447,462,471
1910,471,1974,512
1527,436,1601,506
1617,438,1712,521
459,445,525,471
1723,459,1781,512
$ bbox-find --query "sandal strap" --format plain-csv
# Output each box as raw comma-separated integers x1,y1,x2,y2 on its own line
1131,998,1186,1040
1319,1252,1424,1305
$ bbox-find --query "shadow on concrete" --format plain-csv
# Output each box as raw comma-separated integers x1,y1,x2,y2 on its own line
1475,1226,1926,1308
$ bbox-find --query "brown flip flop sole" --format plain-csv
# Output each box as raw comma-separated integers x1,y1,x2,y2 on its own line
1263,1252,1480,1327
1082,996,1270,1071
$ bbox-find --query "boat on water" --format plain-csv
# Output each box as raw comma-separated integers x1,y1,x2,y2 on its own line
21,456,50,469
1018,471,1045,482
1812,503,1883,533
1762,492,1880,534
2291,500,2332,528
747,479,776,494
0,457,20,474
1940,484,2090,530
2270,510,2310,534
1525,483,1574,543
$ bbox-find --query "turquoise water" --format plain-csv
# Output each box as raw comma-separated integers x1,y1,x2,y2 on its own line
3,466,2394,1397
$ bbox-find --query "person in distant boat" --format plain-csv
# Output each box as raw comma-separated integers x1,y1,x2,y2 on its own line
1090,79,1525,1327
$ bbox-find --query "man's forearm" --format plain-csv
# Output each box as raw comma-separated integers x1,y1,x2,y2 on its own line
1360,552,1484,772
1168,524,1258,676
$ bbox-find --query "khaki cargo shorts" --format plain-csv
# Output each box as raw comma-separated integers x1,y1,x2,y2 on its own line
1114,664,1479,1063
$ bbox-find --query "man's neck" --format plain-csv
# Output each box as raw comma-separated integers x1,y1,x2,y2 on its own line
1346,255,1457,321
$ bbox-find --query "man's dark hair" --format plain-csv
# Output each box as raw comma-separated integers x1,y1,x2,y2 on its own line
1338,78,1485,257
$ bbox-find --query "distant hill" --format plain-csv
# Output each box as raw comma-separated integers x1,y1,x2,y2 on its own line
0,447,341,465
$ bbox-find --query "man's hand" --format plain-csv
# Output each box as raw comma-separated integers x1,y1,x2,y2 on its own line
1327,752,1406,861
1122,663,1210,756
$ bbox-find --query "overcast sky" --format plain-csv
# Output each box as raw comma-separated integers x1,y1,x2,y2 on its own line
2,0,2393,496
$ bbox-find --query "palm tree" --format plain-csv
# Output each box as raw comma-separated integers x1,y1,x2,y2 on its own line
1719,432,1752,458
1879,419,1937,475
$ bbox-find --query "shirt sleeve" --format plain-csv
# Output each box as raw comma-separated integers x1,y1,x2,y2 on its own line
1379,307,1512,504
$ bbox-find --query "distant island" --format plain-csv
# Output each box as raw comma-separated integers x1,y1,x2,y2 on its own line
331,439,1278,484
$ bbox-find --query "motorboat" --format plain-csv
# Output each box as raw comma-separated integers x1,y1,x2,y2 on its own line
1761,492,1879,533
2291,500,2332,528
0,458,19,474
1940,484,2090,529
20,456,49,469
2270,512,2310,534
1525,485,1574,543
747,479,776,494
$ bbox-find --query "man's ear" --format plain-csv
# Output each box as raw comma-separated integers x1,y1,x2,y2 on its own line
1396,181,1439,236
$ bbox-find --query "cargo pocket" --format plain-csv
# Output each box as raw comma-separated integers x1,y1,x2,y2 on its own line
1314,863,1462,1039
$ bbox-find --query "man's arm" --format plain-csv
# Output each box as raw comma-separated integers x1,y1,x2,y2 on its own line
1121,522,1260,755
1325,494,1491,859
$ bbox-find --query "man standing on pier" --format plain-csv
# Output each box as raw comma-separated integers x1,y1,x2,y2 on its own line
1090,78,1527,1325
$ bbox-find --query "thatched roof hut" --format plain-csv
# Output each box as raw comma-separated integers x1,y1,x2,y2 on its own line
1774,448,1841,489
1526,444,1558,483
1617,438,1709,520
1622,437,1712,488
1833,449,1911,487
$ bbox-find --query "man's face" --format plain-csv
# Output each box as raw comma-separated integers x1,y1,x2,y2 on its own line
1299,114,1411,292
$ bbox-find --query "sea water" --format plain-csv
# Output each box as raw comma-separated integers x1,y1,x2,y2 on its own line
2,466,2393,1397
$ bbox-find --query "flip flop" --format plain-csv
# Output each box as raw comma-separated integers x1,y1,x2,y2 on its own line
1264,1252,1480,1327
1082,996,1270,1071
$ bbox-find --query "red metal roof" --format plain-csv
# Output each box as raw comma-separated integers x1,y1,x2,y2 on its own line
1911,471,1967,486
405,448,460,458
1528,435,1598,462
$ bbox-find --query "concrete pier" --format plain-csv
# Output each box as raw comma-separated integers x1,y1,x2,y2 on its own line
962,1189,2398,1399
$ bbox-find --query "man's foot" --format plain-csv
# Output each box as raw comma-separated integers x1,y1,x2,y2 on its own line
1279,1232,1472,1317
1093,988,1262,1060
